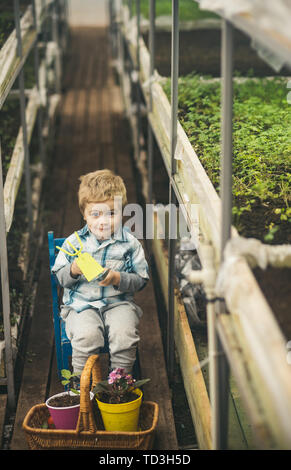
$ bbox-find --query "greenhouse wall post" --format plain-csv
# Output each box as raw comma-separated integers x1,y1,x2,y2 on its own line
214,19,234,450
221,20,234,250
170,0,179,175
167,0,179,383
116,2,125,90
109,0,117,60
0,143,16,410
13,0,33,237
147,0,155,203
136,0,141,162
33,0,45,171
52,0,61,94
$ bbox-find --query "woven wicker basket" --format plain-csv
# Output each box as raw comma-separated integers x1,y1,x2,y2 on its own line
22,355,159,450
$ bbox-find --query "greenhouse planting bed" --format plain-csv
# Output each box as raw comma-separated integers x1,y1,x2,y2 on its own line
162,74,291,245
118,3,291,448
161,73,291,342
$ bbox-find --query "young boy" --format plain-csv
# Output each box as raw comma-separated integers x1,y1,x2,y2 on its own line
52,169,149,377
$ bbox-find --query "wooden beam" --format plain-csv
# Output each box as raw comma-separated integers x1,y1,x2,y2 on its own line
119,5,291,448
4,87,39,232
217,313,277,449
0,7,37,109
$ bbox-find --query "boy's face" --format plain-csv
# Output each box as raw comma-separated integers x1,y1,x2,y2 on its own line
83,198,122,240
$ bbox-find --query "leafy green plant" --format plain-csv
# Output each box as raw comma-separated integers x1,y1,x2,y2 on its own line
61,369,80,395
124,0,218,21
264,224,280,242
163,74,291,243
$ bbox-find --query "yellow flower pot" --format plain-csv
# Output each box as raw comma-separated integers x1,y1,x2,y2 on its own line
96,389,143,432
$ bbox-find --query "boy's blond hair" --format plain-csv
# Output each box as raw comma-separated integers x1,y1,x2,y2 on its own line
78,169,127,215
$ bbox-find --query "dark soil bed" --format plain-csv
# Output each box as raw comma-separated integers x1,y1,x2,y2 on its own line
253,267,291,341
237,198,291,245
143,28,291,77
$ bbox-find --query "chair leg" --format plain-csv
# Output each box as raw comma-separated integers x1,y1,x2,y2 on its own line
62,352,70,372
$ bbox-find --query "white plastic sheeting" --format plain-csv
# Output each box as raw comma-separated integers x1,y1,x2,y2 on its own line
198,0,291,40
197,0,291,71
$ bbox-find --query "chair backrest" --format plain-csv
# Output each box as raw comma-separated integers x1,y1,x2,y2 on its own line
48,230,109,375
48,230,65,317
48,231,66,369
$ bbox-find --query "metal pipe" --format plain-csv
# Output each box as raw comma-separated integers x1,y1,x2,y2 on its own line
33,0,45,171
117,1,124,81
136,0,141,161
0,141,16,410
170,0,179,176
147,0,155,203
213,18,234,450
52,0,61,94
187,242,219,450
167,0,179,383
221,20,234,253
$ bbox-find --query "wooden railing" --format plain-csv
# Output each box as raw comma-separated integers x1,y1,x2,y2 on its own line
0,0,68,410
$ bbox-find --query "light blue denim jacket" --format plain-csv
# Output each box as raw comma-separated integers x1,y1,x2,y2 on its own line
52,224,149,313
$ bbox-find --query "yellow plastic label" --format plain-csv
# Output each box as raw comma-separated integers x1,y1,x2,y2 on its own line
56,232,105,282
76,252,105,282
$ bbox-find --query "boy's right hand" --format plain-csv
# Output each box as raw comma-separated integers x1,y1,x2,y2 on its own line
70,260,82,278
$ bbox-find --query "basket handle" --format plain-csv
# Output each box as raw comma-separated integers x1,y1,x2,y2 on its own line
76,354,102,434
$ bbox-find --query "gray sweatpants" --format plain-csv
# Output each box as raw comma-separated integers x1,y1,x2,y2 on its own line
61,301,142,374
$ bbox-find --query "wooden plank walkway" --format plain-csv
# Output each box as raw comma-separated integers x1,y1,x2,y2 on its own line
10,27,178,450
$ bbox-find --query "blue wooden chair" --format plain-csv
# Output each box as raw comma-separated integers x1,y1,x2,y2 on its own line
48,231,138,379
48,231,110,378
48,231,72,378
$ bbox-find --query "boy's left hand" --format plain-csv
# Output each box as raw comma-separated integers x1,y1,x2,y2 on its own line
99,269,120,287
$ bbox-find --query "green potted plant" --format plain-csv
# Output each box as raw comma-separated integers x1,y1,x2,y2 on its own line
93,368,150,432
45,369,82,430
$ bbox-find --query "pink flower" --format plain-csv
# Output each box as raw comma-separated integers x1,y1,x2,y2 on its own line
125,374,135,385
108,368,126,384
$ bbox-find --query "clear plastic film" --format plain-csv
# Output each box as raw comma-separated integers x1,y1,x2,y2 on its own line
198,0,291,38
175,238,207,327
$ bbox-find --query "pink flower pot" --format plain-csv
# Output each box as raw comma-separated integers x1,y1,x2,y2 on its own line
46,392,80,430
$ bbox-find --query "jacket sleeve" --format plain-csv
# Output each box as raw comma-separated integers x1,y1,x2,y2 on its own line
116,271,148,293
53,263,81,288
115,238,149,293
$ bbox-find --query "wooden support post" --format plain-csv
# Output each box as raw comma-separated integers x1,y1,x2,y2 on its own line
13,0,33,237
0,142,16,411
